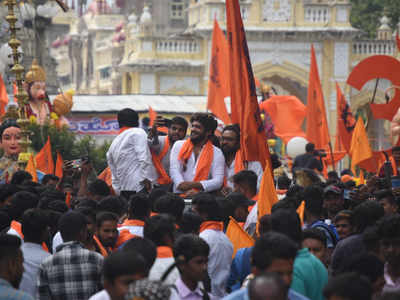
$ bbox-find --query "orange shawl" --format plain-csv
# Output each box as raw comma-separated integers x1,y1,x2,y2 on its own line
157,246,174,258
11,221,49,252
178,139,214,182
121,219,145,227
200,221,224,233
151,138,172,185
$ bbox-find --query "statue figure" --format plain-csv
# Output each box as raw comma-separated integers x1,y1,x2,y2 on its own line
0,118,21,183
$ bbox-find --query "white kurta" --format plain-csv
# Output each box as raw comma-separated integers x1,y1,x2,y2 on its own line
225,159,263,190
107,127,157,194
169,140,225,193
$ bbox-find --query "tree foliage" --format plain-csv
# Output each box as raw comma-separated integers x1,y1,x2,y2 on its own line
350,0,400,38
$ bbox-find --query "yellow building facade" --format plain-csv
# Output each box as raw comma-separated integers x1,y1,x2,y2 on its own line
51,0,400,149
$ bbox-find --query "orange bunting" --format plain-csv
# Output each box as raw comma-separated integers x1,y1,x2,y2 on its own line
226,216,255,257
35,136,55,175
226,0,270,169
207,20,231,125
306,45,330,150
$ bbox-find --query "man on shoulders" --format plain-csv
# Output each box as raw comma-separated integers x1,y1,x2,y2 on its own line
170,113,224,197
148,116,188,190
292,143,323,173
107,108,157,195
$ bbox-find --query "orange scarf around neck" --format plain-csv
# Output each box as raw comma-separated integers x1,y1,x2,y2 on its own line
151,138,172,185
121,219,145,227
93,235,109,257
199,221,224,233
178,139,214,182
157,246,174,258
118,126,131,134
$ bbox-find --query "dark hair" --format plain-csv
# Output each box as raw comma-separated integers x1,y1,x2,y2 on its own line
0,184,19,205
180,211,202,234
142,117,150,127
154,193,185,222
170,116,188,132
129,193,151,219
270,209,302,244
7,191,39,220
88,179,110,198
248,272,288,300
122,237,157,274
381,292,400,300
339,253,384,284
103,250,146,283
277,175,291,190
304,185,324,217
251,232,298,270
375,189,397,206
75,206,97,223
378,215,400,239
271,199,296,213
21,208,49,243
323,272,372,300
0,234,21,262
74,198,98,211
259,214,272,236
232,170,258,195
96,211,118,228
190,113,217,134
58,211,88,242
327,171,339,180
173,234,210,266
10,171,32,185
98,196,127,217
192,192,221,221
41,174,59,185
118,108,139,128
353,200,384,233
305,143,315,153
334,210,353,224
302,228,327,248
341,169,354,177
0,119,19,140
44,200,69,214
143,214,176,246
0,210,11,233
148,188,167,212
222,124,240,141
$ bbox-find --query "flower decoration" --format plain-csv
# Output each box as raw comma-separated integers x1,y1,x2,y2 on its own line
29,115,37,124
50,112,59,120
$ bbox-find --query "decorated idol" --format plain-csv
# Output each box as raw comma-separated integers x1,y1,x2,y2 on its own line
0,119,21,183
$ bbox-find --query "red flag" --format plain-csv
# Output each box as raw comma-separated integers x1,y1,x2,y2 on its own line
149,106,168,134
55,151,63,178
226,0,270,169
397,34,400,51
306,45,330,149
207,20,231,125
0,75,8,115
259,95,306,144
35,136,55,175
336,82,356,153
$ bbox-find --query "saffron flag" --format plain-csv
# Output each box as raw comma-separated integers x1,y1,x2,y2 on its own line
257,160,278,219
26,154,38,183
297,201,305,226
306,45,330,149
259,95,307,144
207,20,231,125
149,106,168,134
226,216,254,257
98,166,112,186
0,74,8,115
35,136,55,175
226,0,270,169
55,151,63,178
349,117,373,172
336,82,356,153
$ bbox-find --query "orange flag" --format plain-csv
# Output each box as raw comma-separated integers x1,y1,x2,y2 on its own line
257,160,278,219
35,136,55,175
149,106,168,134
336,82,356,153
226,216,254,257
306,45,330,149
0,75,8,115
297,201,305,226
98,166,112,186
226,0,270,169
349,117,373,172
26,154,38,183
207,20,231,125
55,151,63,178
259,95,307,144
358,170,365,186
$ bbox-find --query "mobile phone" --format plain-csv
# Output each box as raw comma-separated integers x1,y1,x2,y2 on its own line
71,159,82,169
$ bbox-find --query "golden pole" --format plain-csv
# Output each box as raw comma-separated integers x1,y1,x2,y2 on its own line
4,0,32,169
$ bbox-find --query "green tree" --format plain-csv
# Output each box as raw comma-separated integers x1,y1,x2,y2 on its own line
350,0,400,38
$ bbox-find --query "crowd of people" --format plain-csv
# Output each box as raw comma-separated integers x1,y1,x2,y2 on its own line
0,108,399,300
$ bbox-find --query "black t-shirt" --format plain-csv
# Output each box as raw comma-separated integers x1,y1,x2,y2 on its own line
292,152,323,172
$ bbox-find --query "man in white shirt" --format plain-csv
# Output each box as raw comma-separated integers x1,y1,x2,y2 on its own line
148,116,188,190
89,250,147,300
107,108,157,195
170,113,224,196
220,124,263,196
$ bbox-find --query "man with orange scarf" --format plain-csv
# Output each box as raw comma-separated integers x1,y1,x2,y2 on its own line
170,113,225,197
221,124,263,195
148,116,188,190
107,108,157,195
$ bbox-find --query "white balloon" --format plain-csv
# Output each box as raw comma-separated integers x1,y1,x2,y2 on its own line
287,137,308,158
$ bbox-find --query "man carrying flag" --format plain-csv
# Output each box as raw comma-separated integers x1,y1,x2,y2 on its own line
148,116,188,190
